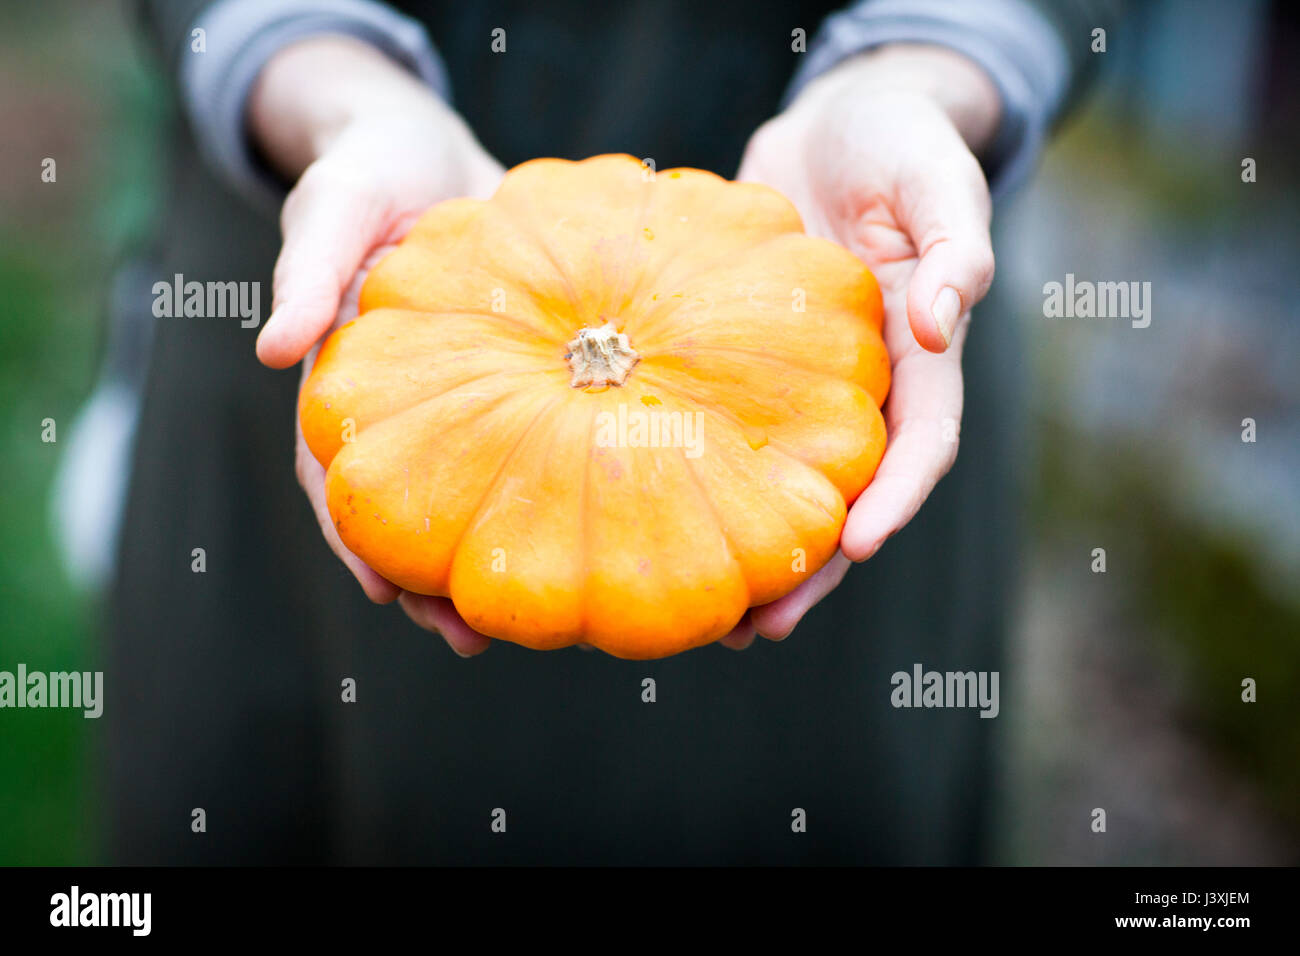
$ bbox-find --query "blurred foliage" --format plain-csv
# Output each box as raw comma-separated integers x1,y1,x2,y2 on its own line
1051,105,1300,235
1150,526,1300,831
0,1,165,864
1032,419,1300,834
1023,56,1300,840
0,244,96,865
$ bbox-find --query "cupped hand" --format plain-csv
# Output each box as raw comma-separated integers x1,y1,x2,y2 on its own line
251,36,503,655
724,45,1001,649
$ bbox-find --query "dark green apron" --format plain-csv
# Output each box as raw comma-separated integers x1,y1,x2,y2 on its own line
103,0,1018,863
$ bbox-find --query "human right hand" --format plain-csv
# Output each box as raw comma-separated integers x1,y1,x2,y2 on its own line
250,35,503,655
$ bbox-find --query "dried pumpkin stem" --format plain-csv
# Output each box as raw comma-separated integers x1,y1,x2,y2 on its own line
565,321,639,388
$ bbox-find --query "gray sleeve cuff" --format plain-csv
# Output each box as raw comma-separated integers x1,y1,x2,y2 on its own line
178,0,452,214
784,0,1070,199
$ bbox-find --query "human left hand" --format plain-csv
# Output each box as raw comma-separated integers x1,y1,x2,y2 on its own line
724,43,1002,649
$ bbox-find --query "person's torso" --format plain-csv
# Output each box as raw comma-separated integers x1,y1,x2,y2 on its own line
403,0,841,172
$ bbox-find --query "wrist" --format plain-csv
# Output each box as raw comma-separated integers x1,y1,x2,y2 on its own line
793,43,1002,154
249,34,452,178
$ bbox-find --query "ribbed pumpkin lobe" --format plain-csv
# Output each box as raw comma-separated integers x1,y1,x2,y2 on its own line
565,321,639,388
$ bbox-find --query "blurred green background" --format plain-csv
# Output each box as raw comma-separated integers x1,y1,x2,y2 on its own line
1,0,1297,864
0,0,163,864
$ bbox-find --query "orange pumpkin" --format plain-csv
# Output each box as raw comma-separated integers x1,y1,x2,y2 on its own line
299,154,889,659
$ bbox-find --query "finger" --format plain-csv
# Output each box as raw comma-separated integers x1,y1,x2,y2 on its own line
718,612,756,651
841,331,966,562
398,593,493,657
750,552,851,640
294,422,401,604
898,152,994,353
257,167,388,369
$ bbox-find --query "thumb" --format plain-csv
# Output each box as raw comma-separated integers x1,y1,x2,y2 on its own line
900,154,995,353
257,169,388,369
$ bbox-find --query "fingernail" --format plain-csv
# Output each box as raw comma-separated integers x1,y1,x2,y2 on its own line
931,286,962,347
